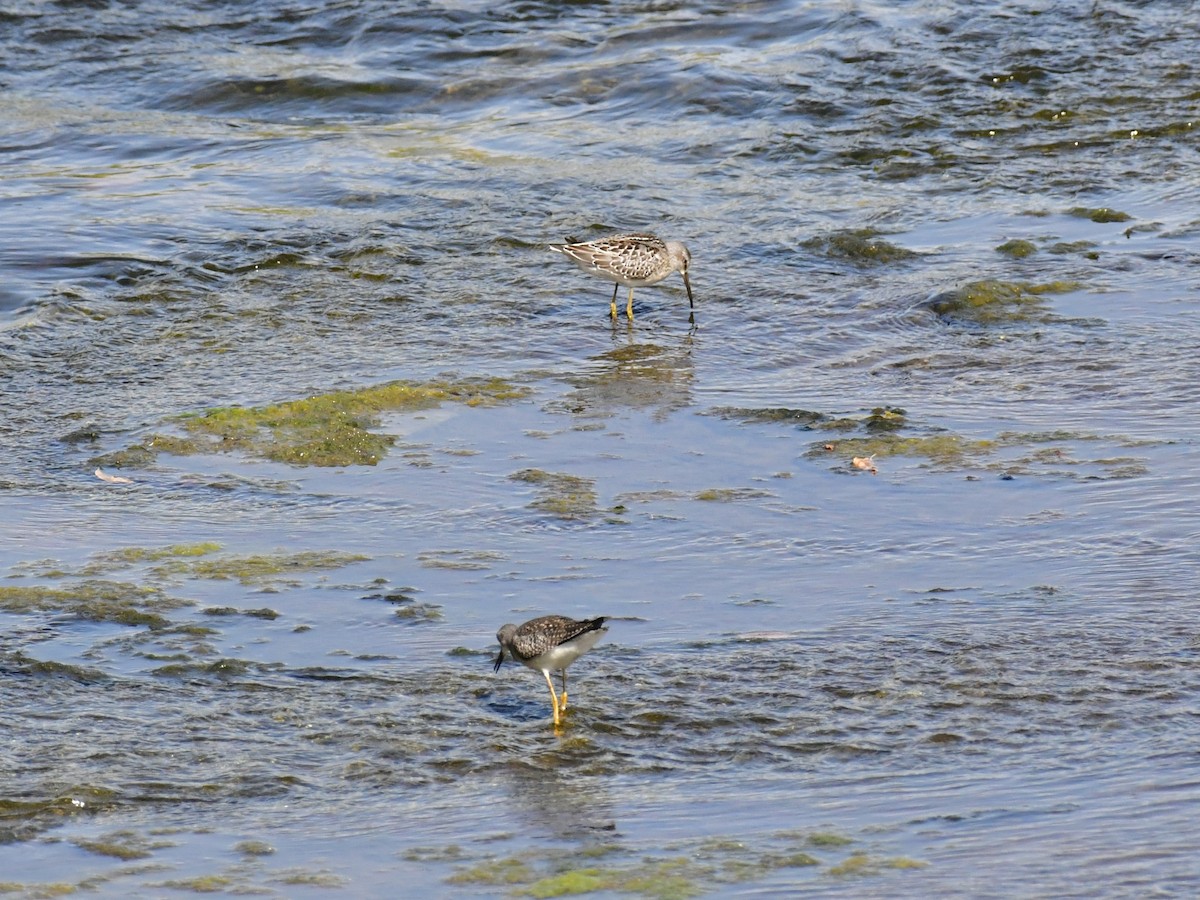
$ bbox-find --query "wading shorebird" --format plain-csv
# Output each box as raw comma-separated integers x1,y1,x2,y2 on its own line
493,615,609,725
549,232,694,321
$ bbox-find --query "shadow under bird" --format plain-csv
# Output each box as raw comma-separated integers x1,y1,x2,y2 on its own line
549,232,693,321
494,615,609,726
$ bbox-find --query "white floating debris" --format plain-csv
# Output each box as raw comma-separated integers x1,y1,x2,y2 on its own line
851,456,878,474
94,467,134,484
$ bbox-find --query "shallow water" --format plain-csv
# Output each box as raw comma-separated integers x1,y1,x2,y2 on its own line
2,1,1200,896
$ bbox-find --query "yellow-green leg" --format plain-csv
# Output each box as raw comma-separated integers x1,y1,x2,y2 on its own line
559,671,568,711
626,288,635,321
610,284,618,320
543,670,562,725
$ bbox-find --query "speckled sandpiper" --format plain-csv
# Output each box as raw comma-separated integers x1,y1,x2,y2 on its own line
493,615,609,725
549,232,694,321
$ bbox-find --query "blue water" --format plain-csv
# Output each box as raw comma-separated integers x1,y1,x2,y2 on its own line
2,1,1200,895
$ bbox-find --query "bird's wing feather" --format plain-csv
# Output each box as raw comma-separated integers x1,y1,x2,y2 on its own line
512,615,608,657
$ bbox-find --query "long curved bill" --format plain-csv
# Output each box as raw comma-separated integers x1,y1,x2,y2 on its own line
493,649,505,672
683,271,694,309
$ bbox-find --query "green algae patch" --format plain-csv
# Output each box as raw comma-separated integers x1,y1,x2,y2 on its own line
1068,206,1132,223
158,874,238,892
73,830,173,861
806,832,854,849
447,857,535,886
0,581,188,628
444,835,888,898
443,837,878,898
510,469,599,520
767,851,820,867
151,550,369,586
928,279,1081,324
384,591,443,624
0,789,121,844
694,487,775,502
146,433,208,456
995,239,1037,258
812,434,994,467
66,544,369,588
439,827,926,898
82,543,223,575
108,377,529,468
864,406,906,432
523,869,608,898
827,853,928,876
613,859,704,900
708,406,906,433
417,549,505,570
179,377,529,465
1048,240,1097,255
88,433,206,468
803,228,918,265
394,604,443,623
928,731,963,743
91,444,158,469
986,430,1150,479
13,657,109,682
707,407,828,428
272,869,347,887
717,404,1142,479
403,845,466,863
74,839,151,861
182,397,396,467
0,883,76,897
507,858,703,900
886,857,927,870
127,542,223,561
708,403,995,471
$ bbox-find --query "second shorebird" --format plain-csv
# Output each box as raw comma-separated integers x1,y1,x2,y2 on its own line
550,232,693,321
494,615,609,725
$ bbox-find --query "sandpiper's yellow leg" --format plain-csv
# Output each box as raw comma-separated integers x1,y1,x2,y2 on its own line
626,288,635,321
609,284,618,320
559,671,568,711
543,671,562,725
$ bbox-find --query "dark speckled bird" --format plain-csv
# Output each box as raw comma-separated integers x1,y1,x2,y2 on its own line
549,232,694,321
494,615,609,725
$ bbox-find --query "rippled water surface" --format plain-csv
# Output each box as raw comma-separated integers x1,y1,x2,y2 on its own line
3,1,1200,896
